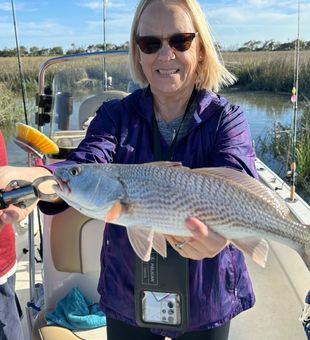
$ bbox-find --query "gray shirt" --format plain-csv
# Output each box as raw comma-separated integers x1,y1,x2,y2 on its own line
156,103,196,145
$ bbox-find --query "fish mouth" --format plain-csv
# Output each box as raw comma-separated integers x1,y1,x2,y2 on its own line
53,177,71,196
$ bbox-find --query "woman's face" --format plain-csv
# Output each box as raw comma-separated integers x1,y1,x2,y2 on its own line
137,2,202,97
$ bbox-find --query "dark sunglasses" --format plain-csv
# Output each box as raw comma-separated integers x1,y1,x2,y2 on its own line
136,32,198,54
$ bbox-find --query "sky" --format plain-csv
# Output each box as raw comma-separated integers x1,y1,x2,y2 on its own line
0,0,309,51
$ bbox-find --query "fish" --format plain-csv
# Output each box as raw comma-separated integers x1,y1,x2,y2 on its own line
53,162,310,269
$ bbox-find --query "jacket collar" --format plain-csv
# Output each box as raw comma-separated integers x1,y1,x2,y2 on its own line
136,86,224,125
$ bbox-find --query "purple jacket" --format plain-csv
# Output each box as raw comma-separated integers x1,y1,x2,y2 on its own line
44,88,257,337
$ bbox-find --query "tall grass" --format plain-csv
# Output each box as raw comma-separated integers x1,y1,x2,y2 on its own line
0,82,23,126
223,50,310,96
0,56,45,93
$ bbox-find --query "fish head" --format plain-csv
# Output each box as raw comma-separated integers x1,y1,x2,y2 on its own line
53,164,125,220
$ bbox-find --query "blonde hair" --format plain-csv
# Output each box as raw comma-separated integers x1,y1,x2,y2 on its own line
129,0,236,92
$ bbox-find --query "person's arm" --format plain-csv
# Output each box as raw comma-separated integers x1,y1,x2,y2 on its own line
210,101,258,178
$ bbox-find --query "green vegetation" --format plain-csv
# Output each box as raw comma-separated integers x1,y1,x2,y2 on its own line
1,50,310,97
0,82,23,126
0,56,44,93
223,50,310,96
257,106,310,198
0,42,129,57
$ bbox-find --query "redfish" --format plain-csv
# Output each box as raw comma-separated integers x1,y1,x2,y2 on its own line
53,162,310,268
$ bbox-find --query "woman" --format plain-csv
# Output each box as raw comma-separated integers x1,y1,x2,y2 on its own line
0,0,257,339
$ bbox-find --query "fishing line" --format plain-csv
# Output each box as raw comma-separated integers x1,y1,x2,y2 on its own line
11,0,28,125
289,0,301,202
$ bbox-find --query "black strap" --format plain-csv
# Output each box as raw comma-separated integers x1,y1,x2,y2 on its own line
152,89,197,161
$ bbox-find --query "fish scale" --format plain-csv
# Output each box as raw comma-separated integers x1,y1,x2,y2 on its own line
53,162,310,267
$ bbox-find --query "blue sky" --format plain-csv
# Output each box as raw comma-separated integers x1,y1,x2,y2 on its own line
0,0,309,51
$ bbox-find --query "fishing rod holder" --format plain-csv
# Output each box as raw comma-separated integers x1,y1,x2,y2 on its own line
35,86,53,126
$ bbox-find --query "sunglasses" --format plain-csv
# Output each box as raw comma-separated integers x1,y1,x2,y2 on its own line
136,32,198,54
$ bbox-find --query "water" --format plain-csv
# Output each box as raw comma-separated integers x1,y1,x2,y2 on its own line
223,90,293,142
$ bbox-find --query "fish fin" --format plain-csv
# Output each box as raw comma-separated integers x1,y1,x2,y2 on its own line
231,237,269,268
127,227,153,261
105,201,123,222
144,161,183,168
152,232,167,257
192,167,290,218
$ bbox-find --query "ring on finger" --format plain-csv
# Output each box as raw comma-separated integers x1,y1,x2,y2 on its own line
175,241,188,250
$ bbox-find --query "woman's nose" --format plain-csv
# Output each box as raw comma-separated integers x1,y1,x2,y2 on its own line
158,41,175,61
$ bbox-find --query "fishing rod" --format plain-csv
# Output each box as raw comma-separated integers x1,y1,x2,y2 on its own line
289,0,301,202
11,0,28,125
103,0,108,90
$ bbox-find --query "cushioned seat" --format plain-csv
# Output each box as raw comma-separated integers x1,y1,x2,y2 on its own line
32,309,106,340
31,208,106,339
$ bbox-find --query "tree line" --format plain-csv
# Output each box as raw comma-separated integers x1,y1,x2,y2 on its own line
237,39,310,52
0,39,309,57
0,42,129,57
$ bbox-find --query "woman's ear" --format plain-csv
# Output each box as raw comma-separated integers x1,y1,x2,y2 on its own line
198,47,205,61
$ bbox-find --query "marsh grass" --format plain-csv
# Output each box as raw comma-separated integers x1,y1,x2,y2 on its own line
0,82,23,126
223,50,310,96
0,56,45,93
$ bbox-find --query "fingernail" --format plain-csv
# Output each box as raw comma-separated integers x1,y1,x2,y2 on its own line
186,220,197,231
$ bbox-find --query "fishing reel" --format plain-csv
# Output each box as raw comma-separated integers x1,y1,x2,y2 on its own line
0,176,58,210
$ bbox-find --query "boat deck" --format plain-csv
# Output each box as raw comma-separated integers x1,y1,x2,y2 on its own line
16,241,308,340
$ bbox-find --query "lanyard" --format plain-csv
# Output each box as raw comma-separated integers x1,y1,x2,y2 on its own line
152,89,197,161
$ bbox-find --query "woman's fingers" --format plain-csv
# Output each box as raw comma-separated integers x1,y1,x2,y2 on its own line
165,217,228,260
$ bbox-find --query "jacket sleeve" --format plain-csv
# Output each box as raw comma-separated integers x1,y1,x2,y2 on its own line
209,102,258,179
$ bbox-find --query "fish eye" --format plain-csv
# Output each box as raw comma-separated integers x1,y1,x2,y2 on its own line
69,166,81,176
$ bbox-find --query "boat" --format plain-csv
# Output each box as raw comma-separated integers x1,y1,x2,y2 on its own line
11,50,309,340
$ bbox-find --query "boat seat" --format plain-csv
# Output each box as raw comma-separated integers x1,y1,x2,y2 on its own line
32,309,106,340
31,208,106,340
78,90,128,129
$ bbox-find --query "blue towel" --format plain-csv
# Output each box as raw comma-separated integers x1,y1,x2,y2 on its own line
46,287,106,330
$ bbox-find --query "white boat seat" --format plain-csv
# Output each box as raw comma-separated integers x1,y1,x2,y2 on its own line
32,309,106,340
31,208,106,339
78,90,128,129
49,208,105,273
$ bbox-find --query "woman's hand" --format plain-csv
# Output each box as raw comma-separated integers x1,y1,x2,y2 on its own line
165,217,228,260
